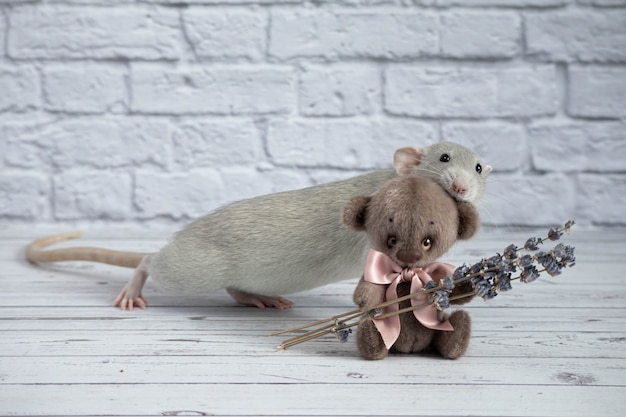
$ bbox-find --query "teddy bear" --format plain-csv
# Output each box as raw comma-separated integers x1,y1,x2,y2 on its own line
342,175,480,360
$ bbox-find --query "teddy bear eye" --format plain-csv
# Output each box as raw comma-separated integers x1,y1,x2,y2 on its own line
476,163,482,174
387,236,398,248
421,238,433,251
439,153,450,163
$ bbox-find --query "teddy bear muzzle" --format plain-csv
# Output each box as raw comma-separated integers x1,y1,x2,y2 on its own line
395,249,421,265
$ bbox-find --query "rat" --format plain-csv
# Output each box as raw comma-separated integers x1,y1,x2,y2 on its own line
26,142,492,310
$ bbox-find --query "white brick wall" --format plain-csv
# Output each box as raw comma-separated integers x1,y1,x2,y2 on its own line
0,0,625,227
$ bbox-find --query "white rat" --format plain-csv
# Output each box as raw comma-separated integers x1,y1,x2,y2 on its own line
26,142,492,310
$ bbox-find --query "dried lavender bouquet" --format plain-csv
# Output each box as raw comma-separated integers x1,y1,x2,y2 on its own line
272,220,577,351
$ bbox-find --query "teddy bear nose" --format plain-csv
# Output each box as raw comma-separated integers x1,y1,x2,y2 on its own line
397,250,421,265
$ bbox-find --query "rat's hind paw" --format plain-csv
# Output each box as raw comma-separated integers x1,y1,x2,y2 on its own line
227,288,294,310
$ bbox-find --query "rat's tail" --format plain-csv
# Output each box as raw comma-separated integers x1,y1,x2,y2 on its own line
26,232,149,269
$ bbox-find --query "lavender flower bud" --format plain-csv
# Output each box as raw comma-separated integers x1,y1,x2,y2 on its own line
472,277,497,300
432,290,451,310
453,264,470,281
503,244,518,260
441,276,454,290
470,262,484,275
496,272,513,292
520,266,540,283
548,227,562,241
524,237,541,251
519,254,534,269
334,323,352,343
486,254,503,268
554,243,576,266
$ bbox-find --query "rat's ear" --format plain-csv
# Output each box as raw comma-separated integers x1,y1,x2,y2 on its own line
456,201,480,240
484,164,493,175
393,147,424,175
343,196,371,231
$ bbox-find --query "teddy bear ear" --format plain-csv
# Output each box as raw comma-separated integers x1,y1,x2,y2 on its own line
342,195,371,231
456,201,480,240
393,147,424,176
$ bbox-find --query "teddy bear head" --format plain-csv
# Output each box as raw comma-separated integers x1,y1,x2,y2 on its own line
343,176,480,268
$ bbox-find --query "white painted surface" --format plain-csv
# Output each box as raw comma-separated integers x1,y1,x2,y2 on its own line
0,225,625,416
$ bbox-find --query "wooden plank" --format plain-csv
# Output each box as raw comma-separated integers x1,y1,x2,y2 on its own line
0,281,622,308
1,329,625,359
1,306,625,333
0,383,623,417
1,355,623,386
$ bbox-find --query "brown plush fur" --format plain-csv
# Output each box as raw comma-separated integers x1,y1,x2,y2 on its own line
343,176,480,360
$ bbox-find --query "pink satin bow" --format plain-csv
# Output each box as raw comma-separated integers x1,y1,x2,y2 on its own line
363,249,456,350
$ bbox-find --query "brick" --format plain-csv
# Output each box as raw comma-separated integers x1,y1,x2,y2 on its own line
438,0,569,5
8,6,180,60
577,0,626,5
134,170,223,220
529,121,626,172
45,1,137,3
307,169,368,186
315,0,398,4
441,122,526,171
43,64,128,114
183,9,267,60
0,10,5,56
143,0,300,3
255,167,313,193
578,174,626,225
218,166,314,206
131,65,295,115
0,172,49,220
497,66,558,117
54,171,132,220
270,10,438,59
440,10,521,58
172,119,265,169
0,65,39,112
385,66,556,118
3,118,171,170
526,9,626,62
267,118,437,169
568,66,626,118
481,173,576,226
299,65,380,116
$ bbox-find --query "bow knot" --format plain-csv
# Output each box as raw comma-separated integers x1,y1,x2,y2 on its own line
363,249,455,350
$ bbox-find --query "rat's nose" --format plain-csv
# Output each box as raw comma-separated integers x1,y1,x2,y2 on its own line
453,179,468,195
397,250,421,265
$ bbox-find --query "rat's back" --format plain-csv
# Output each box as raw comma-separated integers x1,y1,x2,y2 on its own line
148,170,397,296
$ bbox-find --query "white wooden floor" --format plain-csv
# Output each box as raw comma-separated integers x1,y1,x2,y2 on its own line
0,224,624,417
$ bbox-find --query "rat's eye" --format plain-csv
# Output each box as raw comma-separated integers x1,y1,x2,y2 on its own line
387,236,398,248
440,154,450,163
476,163,483,174
421,238,433,251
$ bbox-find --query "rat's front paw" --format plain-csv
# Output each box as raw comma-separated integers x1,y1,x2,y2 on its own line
114,288,147,311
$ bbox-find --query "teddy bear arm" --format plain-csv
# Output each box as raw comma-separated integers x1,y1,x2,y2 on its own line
353,277,386,312
449,280,476,305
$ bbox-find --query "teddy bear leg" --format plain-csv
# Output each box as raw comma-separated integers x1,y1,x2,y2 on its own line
433,310,472,359
356,318,389,360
